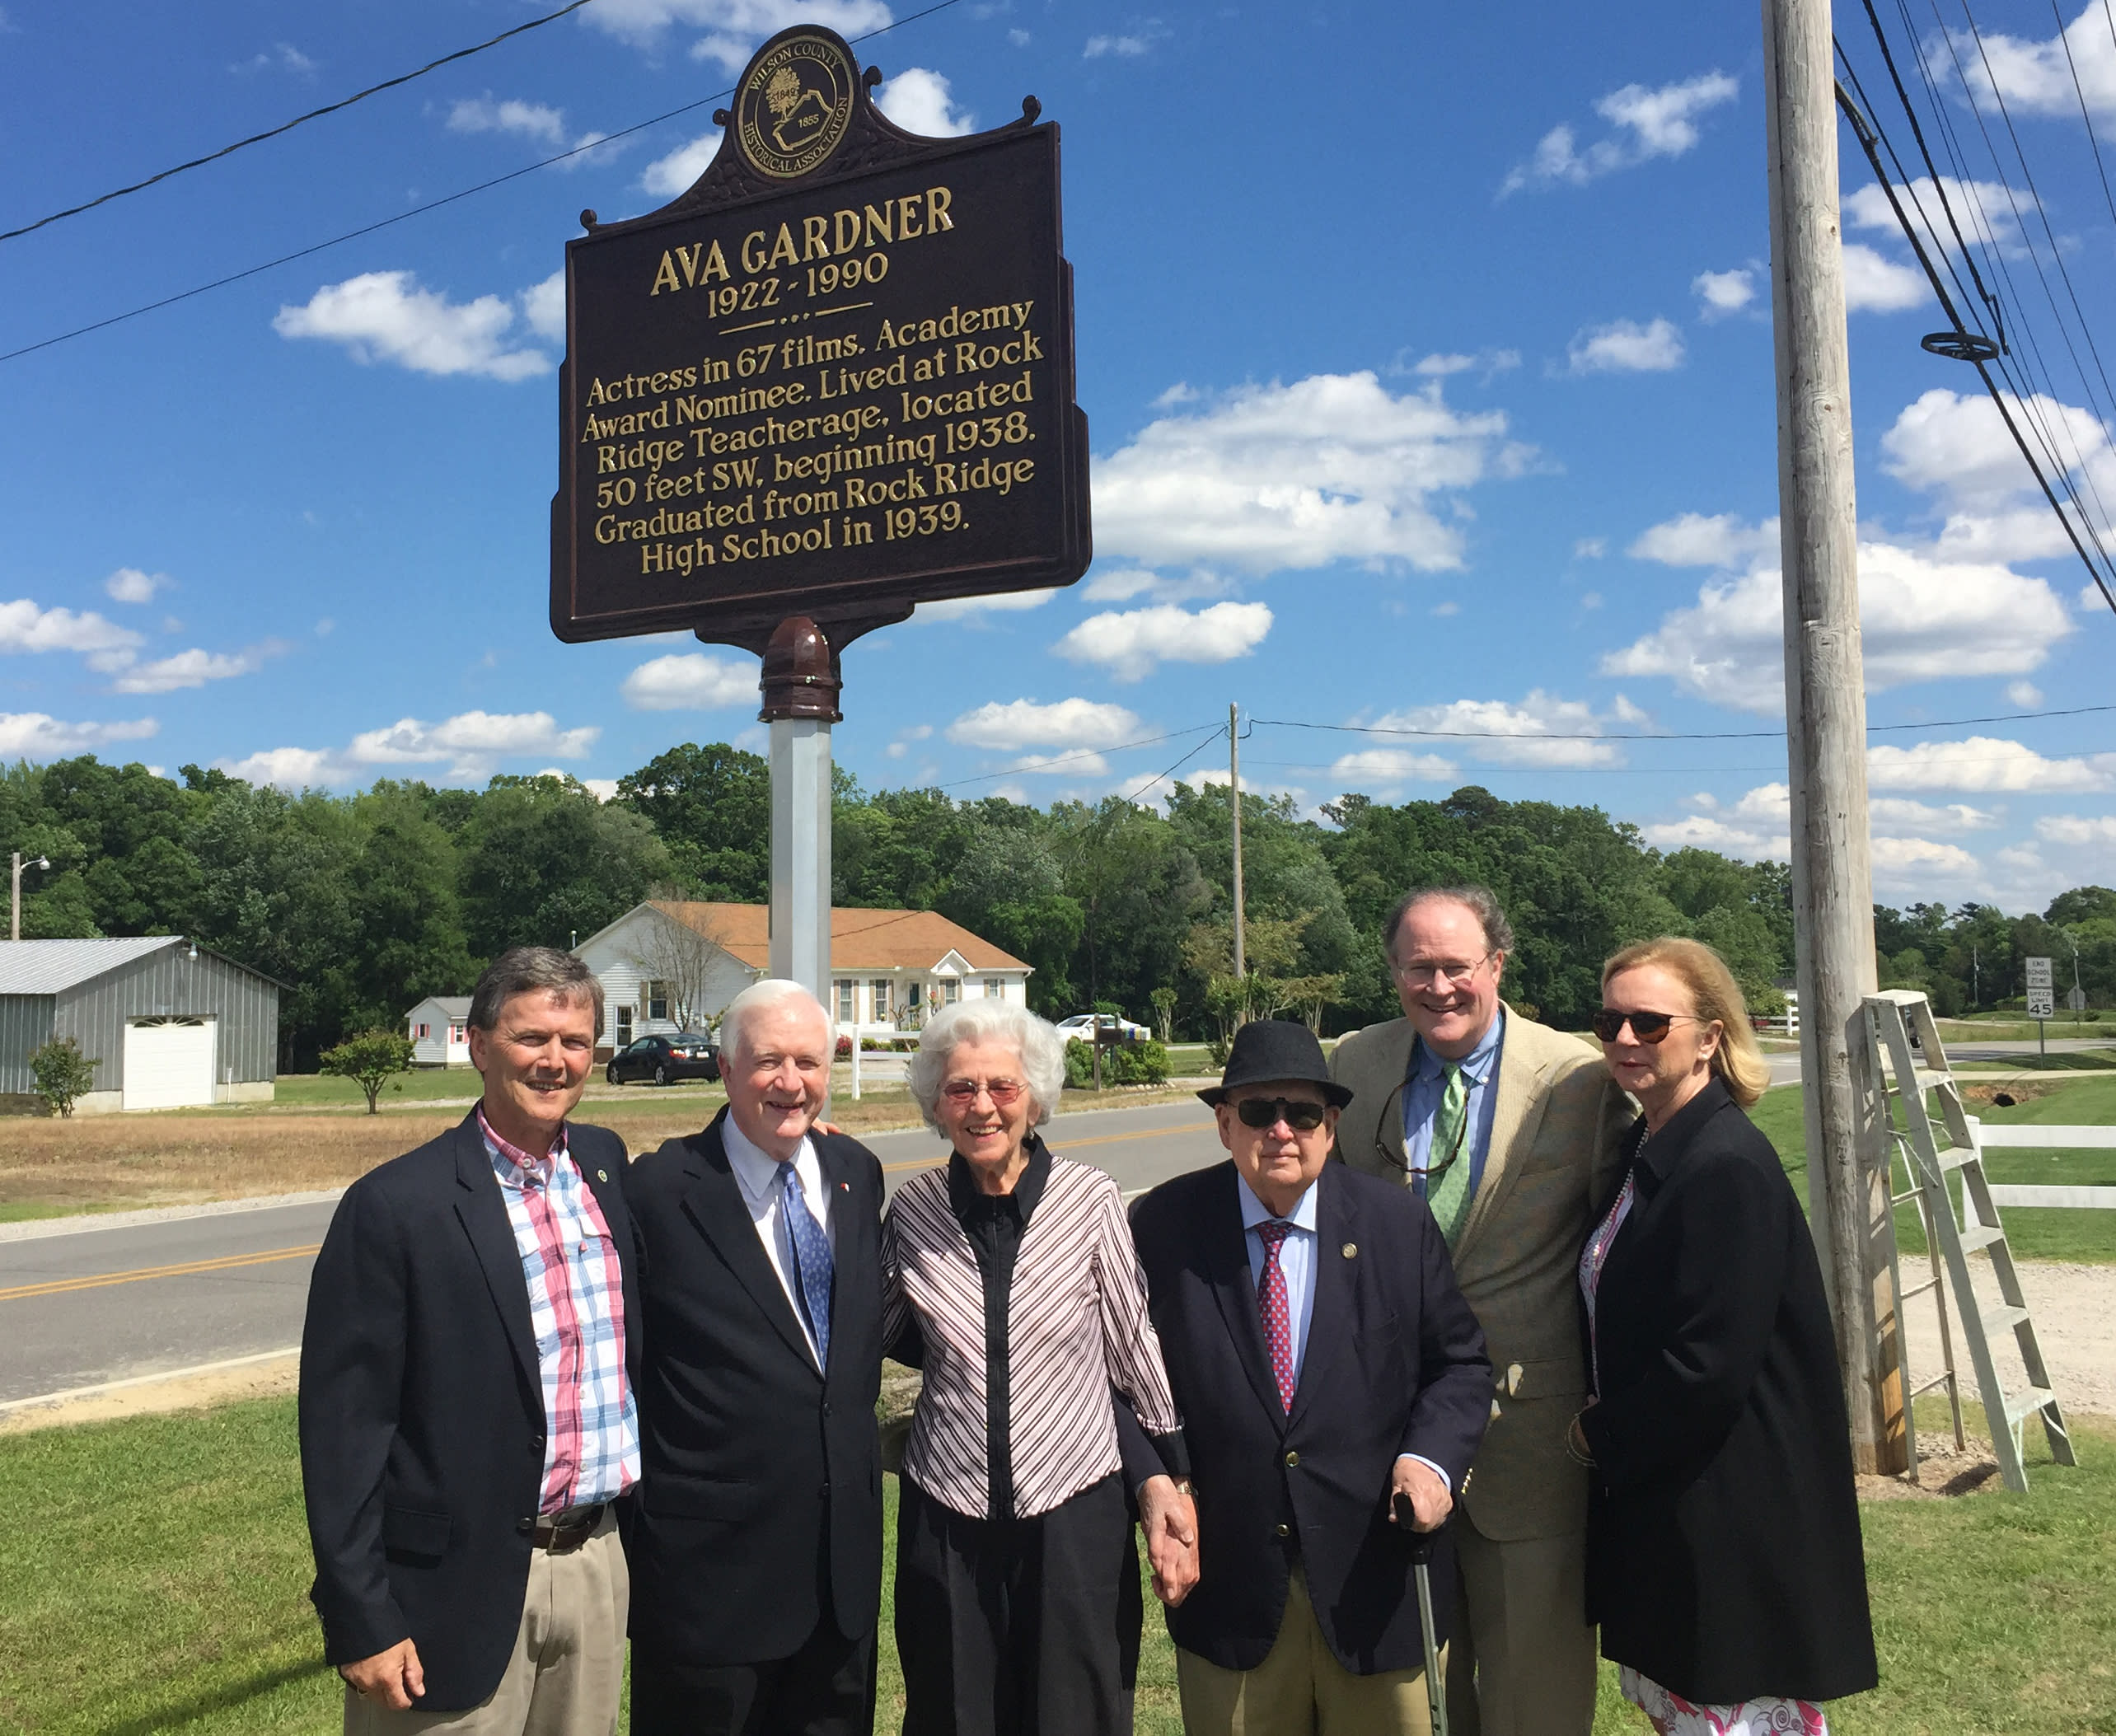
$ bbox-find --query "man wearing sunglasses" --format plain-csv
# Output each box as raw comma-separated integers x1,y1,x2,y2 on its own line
1331,886,1630,1736
1125,1019,1491,1734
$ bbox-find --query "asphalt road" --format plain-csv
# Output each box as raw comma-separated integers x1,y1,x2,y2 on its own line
0,1097,1224,1408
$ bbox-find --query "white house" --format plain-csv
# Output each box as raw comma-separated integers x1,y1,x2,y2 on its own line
405,995,473,1068
571,901,1033,1056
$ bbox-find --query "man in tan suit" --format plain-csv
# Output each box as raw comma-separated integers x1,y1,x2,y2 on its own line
1331,885,1628,1736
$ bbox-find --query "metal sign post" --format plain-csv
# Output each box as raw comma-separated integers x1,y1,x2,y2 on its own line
550,26,1092,1028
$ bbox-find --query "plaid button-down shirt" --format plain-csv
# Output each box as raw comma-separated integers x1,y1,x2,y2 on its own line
479,1107,639,1514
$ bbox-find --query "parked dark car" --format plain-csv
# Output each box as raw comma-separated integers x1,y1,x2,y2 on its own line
606,1032,720,1086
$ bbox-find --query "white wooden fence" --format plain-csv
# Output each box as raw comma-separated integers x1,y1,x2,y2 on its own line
1970,1121,2116,1210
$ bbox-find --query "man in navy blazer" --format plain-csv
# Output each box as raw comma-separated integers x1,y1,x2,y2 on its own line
301,947,639,1734
1126,1020,1491,1735
622,980,886,1736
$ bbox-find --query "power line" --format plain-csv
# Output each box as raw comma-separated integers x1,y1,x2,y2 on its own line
0,0,603,246
1252,699,2116,743
0,0,968,367
1124,728,1231,806
934,723,1222,791
2053,0,2116,236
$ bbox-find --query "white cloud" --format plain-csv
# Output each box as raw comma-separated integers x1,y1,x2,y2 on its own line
1628,511,1779,568
1055,601,1272,681
1843,175,2037,261
946,698,1141,751
520,270,565,343
641,132,721,198
0,598,142,658
1079,566,1230,605
1502,71,1738,194
1692,268,1755,317
1566,317,1684,374
873,68,973,136
1326,747,1460,789
1605,527,2073,711
1883,387,2109,511
1841,242,1927,313
1365,691,1637,768
2008,681,2045,708
1867,736,2110,793
103,568,169,605
1009,28,1029,46
1085,25,1166,57
227,709,600,788
274,271,551,381
1869,796,2002,832
2037,812,2116,847
580,0,892,73
0,712,158,758
542,770,620,801
1642,784,1791,858
1953,7,2116,123
232,43,316,75
1402,349,1521,380
1431,600,1461,617
447,95,566,147
1412,353,1477,376
1574,536,1607,559
620,651,758,710
218,746,337,788
1092,372,1527,575
1871,835,1985,891
1006,750,1110,776
914,587,1059,620
108,645,276,694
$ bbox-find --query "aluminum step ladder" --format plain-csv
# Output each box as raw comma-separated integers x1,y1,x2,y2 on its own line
1861,990,2074,1493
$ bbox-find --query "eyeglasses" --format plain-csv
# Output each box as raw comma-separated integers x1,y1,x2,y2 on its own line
942,1077,1026,1105
1391,952,1494,988
1589,1008,1699,1045
1233,1097,1330,1132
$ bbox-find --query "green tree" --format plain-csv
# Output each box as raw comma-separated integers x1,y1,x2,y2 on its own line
28,1036,99,1117
320,1028,419,1114
616,743,769,900
458,775,672,957
1056,797,1210,1022
340,783,476,1029
939,823,1084,1014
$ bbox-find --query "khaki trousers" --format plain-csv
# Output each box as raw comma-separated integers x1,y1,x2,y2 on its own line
344,1509,629,1736
1444,1524,1595,1736
1175,1565,1444,1736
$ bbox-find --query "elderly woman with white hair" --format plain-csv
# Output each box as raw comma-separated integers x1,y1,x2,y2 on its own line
882,999,1192,1736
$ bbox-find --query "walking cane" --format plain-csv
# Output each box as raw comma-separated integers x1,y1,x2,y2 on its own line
1395,1492,1450,1736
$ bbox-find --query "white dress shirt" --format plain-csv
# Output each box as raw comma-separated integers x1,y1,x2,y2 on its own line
1235,1170,1452,1493
723,1113,836,1369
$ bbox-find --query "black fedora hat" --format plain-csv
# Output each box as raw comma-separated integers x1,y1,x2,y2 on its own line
1198,1019,1353,1108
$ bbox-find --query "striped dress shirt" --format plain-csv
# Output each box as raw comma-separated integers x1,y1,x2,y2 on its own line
882,1143,1182,1521
479,1109,639,1513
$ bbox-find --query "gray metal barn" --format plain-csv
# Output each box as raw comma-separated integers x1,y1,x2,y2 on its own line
0,938,281,1113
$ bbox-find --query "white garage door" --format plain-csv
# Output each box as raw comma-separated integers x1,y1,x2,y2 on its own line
123,1017,217,1111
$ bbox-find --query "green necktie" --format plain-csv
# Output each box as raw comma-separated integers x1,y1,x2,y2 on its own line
1425,1063,1472,1248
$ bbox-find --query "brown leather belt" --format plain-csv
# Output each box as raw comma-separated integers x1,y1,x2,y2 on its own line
527,1502,607,1553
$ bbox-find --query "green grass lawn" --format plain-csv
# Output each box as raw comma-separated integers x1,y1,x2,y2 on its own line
1752,1079,2116,1266
5,1396,2113,1734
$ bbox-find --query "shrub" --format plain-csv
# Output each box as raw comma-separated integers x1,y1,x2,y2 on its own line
835,1034,853,1060
29,1036,99,1118
320,1028,418,1115
1064,1037,1170,1089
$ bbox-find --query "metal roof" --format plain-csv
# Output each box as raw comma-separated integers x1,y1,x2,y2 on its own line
408,995,475,1016
0,937,187,995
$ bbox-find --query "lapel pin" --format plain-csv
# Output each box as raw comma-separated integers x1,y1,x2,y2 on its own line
1341,1242,1357,1259
597,1169,609,1183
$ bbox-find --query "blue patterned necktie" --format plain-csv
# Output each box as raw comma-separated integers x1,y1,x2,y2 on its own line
779,1161,834,1369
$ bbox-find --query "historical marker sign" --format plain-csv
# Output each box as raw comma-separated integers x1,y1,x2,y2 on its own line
550,26,1090,653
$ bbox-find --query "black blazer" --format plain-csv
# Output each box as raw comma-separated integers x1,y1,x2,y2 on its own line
1579,1077,1880,1705
298,1112,640,1713
622,1108,885,1666
1128,1160,1491,1675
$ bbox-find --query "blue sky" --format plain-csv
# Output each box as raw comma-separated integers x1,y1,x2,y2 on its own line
2,0,2113,911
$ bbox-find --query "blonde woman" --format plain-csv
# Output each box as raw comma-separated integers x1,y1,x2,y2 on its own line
1575,938,1877,1736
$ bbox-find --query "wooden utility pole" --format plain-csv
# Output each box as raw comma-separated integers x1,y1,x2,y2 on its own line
1229,704,1247,983
1763,0,1899,1472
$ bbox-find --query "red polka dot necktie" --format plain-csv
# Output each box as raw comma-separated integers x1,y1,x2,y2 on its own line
1255,1219,1297,1414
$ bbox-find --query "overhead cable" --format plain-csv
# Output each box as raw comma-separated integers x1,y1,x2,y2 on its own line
1252,698,2116,742
0,0,602,246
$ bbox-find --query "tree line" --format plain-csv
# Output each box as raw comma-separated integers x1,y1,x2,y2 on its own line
3,748,2108,1069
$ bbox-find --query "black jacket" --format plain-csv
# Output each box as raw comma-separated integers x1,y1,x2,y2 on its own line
1579,1077,1880,1704
622,1108,885,1665
1128,1160,1491,1675
298,1112,640,1713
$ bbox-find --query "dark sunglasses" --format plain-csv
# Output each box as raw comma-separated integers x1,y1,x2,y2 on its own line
1234,1096,1330,1131
1589,1008,1696,1044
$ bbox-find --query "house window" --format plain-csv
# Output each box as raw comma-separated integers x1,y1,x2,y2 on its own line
871,979,892,1017
615,1006,634,1045
449,1022,466,1043
647,980,669,1022
943,980,960,1004
417,1022,431,1038
836,979,855,1022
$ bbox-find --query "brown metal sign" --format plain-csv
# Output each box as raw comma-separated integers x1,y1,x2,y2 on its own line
550,27,1090,655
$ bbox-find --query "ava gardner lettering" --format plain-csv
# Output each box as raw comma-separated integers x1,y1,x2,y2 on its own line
646,187,955,296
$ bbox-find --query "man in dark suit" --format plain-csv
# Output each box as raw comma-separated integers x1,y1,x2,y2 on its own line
301,947,639,1734
1127,1020,1491,1735
623,979,885,1736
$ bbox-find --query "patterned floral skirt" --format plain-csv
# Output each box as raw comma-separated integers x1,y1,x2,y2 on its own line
1621,1666,1828,1736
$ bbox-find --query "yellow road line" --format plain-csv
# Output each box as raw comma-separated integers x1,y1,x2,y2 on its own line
880,1115,1213,1176
0,1243,321,1303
